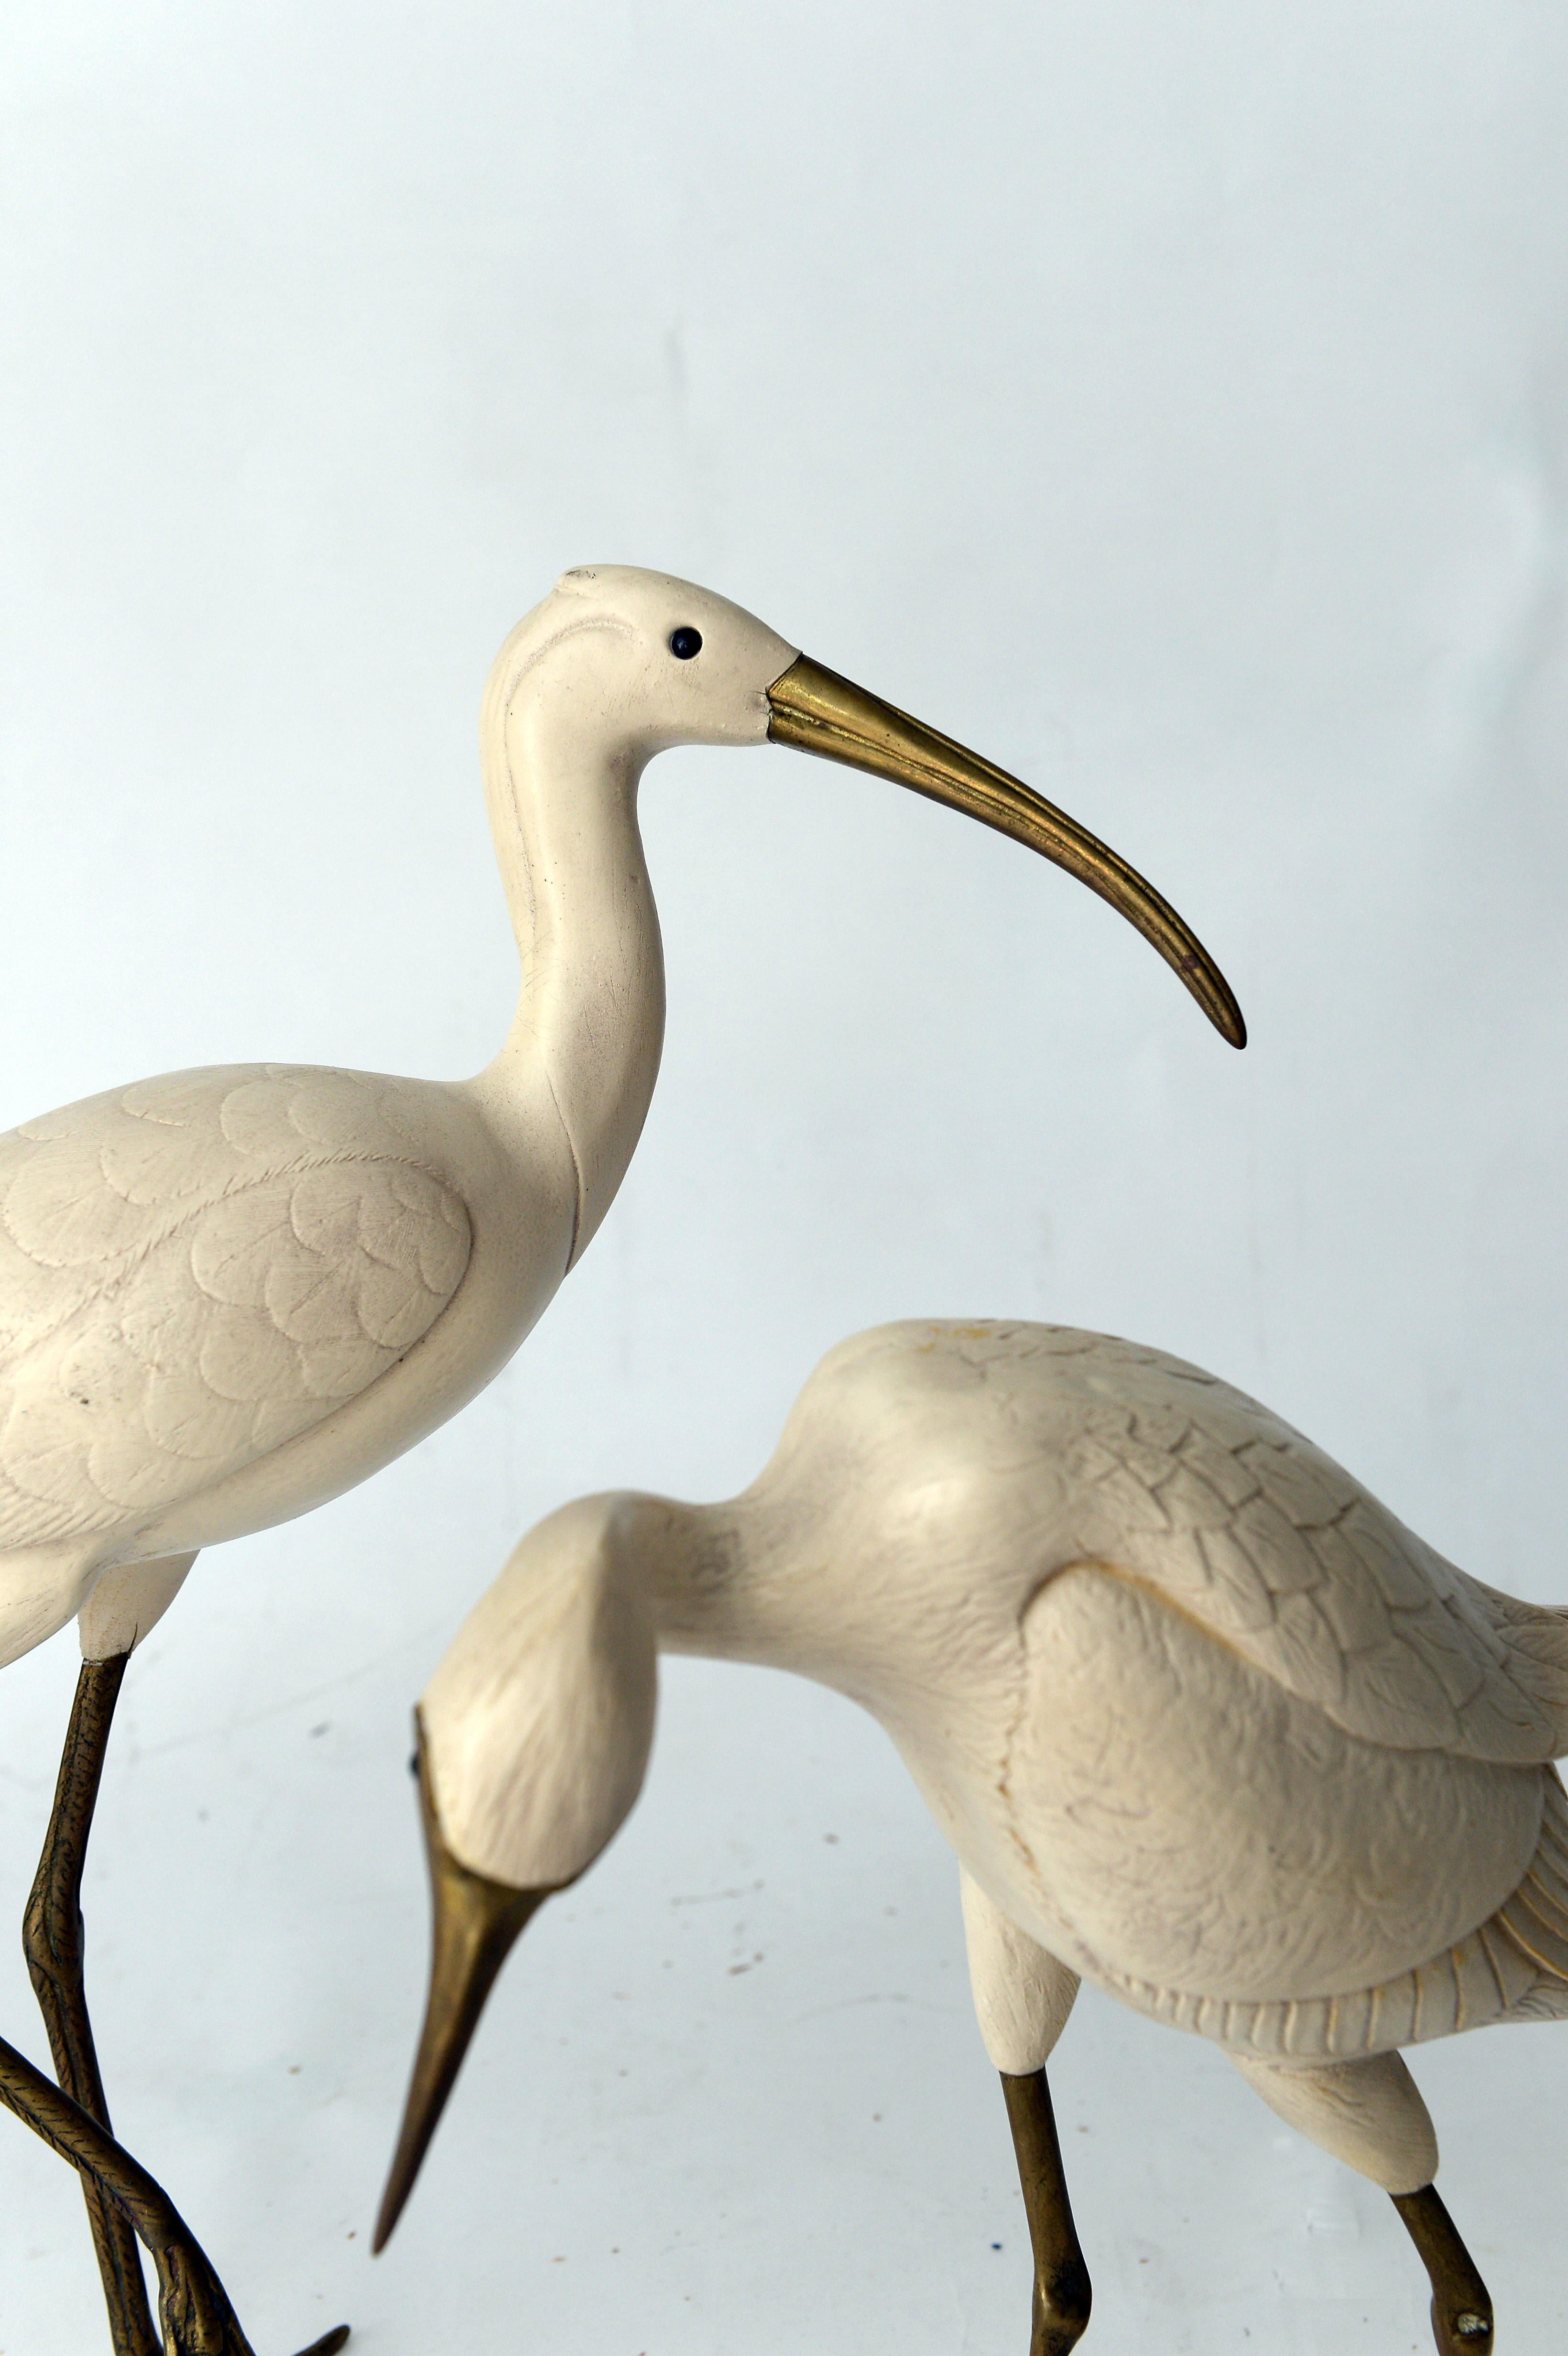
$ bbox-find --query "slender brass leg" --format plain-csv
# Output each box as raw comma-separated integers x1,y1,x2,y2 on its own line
0,2040,352,2355
18,1653,350,2356
0,2024,257,2353
24,1654,159,2356
1391,2186,1494,2355
1000,2069,1092,2356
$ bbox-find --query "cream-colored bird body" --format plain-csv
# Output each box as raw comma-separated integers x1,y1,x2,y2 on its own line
691,1320,1568,2068
0,567,1244,1689
0,1063,558,1655
412,1318,1568,2236
0,568,795,1672
4,573,1246,2356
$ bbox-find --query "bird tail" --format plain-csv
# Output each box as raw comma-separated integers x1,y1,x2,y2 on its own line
1491,1766,1568,1993
1461,1570,1568,1759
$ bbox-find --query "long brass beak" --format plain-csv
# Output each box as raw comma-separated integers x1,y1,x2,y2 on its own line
373,1715,555,2253
767,655,1245,1048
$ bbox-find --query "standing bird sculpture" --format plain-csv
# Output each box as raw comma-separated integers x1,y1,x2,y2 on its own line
0,572,1241,2356
376,1319,1568,2356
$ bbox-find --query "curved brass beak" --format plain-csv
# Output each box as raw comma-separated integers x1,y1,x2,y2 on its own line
373,1715,556,2253
767,655,1245,1048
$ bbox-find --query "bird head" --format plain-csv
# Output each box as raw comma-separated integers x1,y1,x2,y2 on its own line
488,565,1245,1046
372,1494,658,2254
490,565,799,761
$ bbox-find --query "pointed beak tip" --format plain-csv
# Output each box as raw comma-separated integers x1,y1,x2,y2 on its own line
371,2151,417,2255
1173,950,1246,1050
769,656,1246,1048
379,1730,557,2250
378,1726,547,2249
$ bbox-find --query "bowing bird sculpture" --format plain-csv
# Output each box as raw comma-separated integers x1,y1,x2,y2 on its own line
0,572,1241,2356
377,1318,1568,2356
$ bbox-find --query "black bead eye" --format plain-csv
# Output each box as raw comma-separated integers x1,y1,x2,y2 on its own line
669,626,703,660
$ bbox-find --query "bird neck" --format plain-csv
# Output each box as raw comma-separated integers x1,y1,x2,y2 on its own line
474,697,666,1266
607,1493,847,1684
612,1487,948,1732
605,1494,749,1651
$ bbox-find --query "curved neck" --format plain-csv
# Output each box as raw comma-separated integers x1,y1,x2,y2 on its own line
475,696,666,1264
611,1491,929,1723
608,1494,839,1683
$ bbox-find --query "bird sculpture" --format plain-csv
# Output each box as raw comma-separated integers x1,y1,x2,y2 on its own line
376,1318,1568,2356
0,572,1241,2356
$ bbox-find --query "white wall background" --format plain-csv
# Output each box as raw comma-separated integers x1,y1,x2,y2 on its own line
2,3,1567,2350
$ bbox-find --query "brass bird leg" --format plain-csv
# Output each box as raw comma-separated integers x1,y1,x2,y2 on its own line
1391,2185,1494,2355
24,1653,159,2356
0,2025,263,2354
18,1652,349,2356
1000,2068,1092,2355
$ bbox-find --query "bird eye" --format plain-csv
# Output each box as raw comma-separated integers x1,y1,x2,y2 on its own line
669,626,703,660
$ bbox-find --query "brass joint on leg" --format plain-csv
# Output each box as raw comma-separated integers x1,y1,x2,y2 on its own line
1392,2185,1494,2356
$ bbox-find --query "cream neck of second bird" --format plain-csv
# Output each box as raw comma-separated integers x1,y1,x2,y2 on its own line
468,687,666,1266
423,1485,1002,1888
599,1491,917,1710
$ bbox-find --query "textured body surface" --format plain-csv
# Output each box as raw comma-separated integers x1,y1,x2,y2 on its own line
0,1057,575,1667
2,565,1257,2354
0,1064,475,1552
683,1321,1568,2069
424,1318,1568,2103
0,570,807,1676
414,1320,1568,2231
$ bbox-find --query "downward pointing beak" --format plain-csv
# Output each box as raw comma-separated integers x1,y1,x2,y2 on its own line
766,655,1245,1048
373,1717,556,2253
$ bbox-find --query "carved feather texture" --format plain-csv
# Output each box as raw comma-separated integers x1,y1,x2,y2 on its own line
933,1324,1566,1764
1010,1559,1546,2019
1096,1765,1568,2060
0,1066,472,1548
772,1322,1568,2070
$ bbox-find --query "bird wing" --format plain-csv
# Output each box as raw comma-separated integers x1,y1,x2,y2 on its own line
995,1327,1566,1766
0,1065,472,1549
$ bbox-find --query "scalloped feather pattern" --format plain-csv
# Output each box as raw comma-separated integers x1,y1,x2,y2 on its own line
0,1065,471,1549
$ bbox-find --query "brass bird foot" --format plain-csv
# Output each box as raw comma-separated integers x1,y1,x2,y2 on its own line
151,2238,348,2356
1392,2186,1494,2356
156,2259,348,2356
0,2024,345,2356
